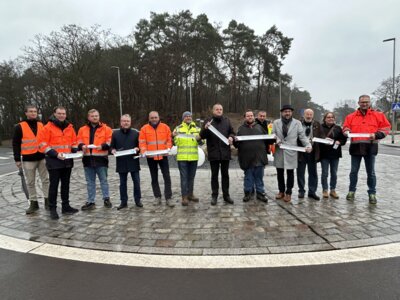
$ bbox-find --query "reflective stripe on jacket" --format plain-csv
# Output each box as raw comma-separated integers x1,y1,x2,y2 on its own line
77,123,112,156
38,122,77,154
174,121,200,161
139,122,172,160
20,121,43,155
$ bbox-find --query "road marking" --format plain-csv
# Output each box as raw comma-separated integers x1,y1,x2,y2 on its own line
0,170,18,178
1,234,400,269
0,156,11,160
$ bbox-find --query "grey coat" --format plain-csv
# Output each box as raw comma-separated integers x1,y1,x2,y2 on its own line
272,118,311,170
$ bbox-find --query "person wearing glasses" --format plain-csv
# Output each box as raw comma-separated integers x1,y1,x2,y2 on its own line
343,95,391,204
319,112,347,199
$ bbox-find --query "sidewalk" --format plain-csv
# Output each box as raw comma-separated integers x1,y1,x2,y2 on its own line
0,150,399,255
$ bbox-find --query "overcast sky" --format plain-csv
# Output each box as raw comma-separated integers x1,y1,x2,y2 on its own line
1,0,399,110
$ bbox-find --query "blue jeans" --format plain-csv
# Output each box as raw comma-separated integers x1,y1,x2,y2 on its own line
119,171,141,205
320,158,339,191
297,153,318,195
349,154,376,195
84,167,109,203
244,166,265,194
178,161,198,197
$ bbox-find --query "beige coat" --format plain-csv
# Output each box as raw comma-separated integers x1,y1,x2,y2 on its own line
272,118,310,169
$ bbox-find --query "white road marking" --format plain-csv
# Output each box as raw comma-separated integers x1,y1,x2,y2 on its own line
1,234,400,269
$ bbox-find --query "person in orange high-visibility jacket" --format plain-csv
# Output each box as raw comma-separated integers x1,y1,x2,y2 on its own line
12,105,49,214
37,106,79,220
139,111,174,207
77,109,113,211
342,94,391,204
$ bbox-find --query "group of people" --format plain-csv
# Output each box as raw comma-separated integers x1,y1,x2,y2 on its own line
12,94,391,221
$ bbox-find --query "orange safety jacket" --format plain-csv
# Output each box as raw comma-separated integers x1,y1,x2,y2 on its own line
342,108,391,144
38,121,77,154
20,121,43,155
77,123,112,156
139,122,172,160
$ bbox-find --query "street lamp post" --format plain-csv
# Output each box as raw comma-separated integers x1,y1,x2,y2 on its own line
111,66,122,117
279,76,282,109
289,85,303,105
189,79,193,113
383,38,396,144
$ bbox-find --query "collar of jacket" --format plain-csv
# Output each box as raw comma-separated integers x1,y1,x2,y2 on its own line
120,127,132,134
48,115,71,129
255,119,267,126
356,107,373,116
243,121,256,128
181,121,196,128
149,121,160,129
86,121,103,128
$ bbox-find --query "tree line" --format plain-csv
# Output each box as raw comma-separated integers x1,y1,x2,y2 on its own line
1,10,333,141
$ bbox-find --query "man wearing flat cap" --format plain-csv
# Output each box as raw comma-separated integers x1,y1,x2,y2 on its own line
272,104,312,202
173,112,202,206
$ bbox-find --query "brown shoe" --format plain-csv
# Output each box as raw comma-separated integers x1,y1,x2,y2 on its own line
181,196,189,206
322,190,329,199
283,194,291,202
330,190,339,199
188,194,199,202
275,192,285,200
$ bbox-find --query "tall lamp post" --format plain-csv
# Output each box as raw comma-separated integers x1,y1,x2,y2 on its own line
111,66,123,117
383,38,396,144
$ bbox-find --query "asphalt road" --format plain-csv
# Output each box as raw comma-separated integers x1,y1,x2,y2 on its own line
0,248,400,300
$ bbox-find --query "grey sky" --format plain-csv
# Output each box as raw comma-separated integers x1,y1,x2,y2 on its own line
1,0,399,110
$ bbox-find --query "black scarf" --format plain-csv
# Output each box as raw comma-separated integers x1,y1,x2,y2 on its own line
281,117,292,138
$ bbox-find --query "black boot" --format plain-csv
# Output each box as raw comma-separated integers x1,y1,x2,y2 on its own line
62,204,79,214
26,201,39,214
256,192,268,203
242,192,251,202
49,208,59,220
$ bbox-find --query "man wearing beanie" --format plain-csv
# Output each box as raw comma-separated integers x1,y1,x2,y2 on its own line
272,104,311,203
199,103,235,205
173,111,202,206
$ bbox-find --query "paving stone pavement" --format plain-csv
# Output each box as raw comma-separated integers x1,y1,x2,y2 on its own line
0,147,400,256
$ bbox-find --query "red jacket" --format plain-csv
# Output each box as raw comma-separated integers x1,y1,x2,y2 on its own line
343,108,390,155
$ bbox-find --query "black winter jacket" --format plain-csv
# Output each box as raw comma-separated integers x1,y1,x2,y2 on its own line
234,122,268,170
319,123,347,160
199,116,235,161
110,128,141,173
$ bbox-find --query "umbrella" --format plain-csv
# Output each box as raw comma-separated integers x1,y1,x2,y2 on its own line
18,167,29,199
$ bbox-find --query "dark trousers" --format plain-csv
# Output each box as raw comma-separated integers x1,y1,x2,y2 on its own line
119,171,141,205
297,153,318,195
48,168,72,209
276,168,294,195
210,160,230,198
146,157,172,199
177,161,197,197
